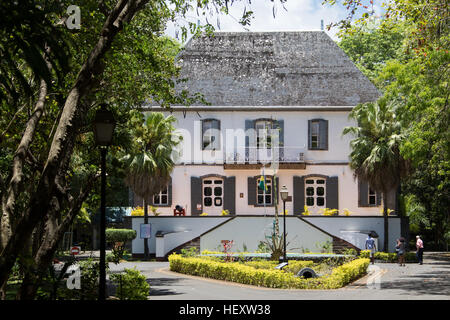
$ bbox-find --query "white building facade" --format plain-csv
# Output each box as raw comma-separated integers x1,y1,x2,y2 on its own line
133,31,397,217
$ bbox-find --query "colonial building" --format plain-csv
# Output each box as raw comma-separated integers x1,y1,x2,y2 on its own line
134,31,397,217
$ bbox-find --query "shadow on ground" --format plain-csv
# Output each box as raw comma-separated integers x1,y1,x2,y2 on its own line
147,277,184,297
380,252,450,297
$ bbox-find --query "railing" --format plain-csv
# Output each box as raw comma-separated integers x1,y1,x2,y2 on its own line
224,146,306,164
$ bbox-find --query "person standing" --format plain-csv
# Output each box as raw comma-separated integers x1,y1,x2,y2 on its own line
416,235,424,265
365,234,377,264
396,238,406,266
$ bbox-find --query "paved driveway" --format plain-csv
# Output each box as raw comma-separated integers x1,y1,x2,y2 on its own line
108,252,450,300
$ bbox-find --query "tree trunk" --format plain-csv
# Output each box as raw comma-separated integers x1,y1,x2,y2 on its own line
1,76,48,253
0,0,149,291
383,191,389,252
17,174,97,300
143,198,149,260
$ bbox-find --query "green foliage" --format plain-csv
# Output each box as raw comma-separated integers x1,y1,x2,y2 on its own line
105,229,137,243
122,112,182,201
169,254,370,289
105,229,136,264
180,247,199,257
110,268,150,300
338,23,406,84
360,250,416,262
57,258,106,300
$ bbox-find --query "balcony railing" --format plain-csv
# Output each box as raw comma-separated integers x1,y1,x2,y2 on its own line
224,146,306,164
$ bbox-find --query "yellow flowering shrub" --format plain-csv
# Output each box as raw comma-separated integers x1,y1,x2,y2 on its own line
131,206,144,216
168,254,370,289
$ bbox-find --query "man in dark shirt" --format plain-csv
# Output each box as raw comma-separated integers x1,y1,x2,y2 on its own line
365,235,377,264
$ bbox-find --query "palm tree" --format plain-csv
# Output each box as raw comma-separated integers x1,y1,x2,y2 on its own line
343,99,411,252
123,112,182,259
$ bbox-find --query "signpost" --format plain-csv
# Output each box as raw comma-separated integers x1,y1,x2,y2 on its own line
70,246,81,256
140,223,151,239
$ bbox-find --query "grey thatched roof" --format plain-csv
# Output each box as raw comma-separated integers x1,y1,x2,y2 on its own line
172,31,380,107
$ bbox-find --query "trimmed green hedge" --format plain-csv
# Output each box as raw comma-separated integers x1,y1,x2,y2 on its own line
359,250,417,262
168,254,369,289
105,229,136,243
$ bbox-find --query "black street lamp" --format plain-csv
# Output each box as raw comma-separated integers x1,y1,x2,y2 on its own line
93,104,116,301
280,185,289,263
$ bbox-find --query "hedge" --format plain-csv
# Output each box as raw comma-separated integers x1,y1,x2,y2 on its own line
359,250,417,262
168,254,369,289
105,229,137,243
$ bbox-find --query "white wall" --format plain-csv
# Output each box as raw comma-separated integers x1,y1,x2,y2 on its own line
145,110,356,164
131,217,230,254
139,164,381,216
200,216,333,253
139,109,387,217
303,216,402,252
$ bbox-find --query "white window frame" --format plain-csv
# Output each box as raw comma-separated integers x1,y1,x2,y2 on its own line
153,186,168,205
305,177,326,213
203,179,223,209
255,120,273,149
368,186,377,205
202,119,220,151
256,176,272,205
310,121,320,149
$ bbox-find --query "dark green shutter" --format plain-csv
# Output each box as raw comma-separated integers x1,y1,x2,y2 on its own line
358,178,369,207
248,176,256,205
275,119,284,161
319,119,328,150
293,176,305,216
191,176,202,215
223,176,236,215
307,120,312,150
245,120,255,162
326,176,339,210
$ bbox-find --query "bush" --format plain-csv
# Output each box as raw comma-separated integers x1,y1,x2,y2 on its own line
168,254,369,289
58,258,104,300
359,250,416,262
106,229,136,264
106,229,137,243
110,268,150,300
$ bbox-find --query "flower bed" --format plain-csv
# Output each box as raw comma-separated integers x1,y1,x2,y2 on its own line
168,254,370,289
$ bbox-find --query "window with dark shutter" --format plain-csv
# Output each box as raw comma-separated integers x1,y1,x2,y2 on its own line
358,179,380,207
202,119,221,150
293,176,305,215
308,119,328,150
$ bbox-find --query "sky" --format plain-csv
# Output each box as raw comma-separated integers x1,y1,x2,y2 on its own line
164,0,384,42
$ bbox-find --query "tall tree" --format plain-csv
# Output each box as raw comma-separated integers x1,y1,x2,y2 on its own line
123,112,181,260
343,99,411,251
0,0,301,299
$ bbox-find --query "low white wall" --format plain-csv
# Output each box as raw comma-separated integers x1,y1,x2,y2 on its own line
303,216,402,252
131,217,230,255
200,216,333,253
130,216,404,256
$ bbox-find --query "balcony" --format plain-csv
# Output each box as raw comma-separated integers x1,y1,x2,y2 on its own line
223,146,306,170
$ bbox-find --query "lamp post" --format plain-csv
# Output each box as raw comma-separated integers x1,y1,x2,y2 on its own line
280,185,289,263
93,104,116,301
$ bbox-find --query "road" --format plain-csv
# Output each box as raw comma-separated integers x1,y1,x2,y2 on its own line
108,252,450,300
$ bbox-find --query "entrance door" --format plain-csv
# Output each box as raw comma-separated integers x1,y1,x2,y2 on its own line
305,177,326,214
203,178,223,215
